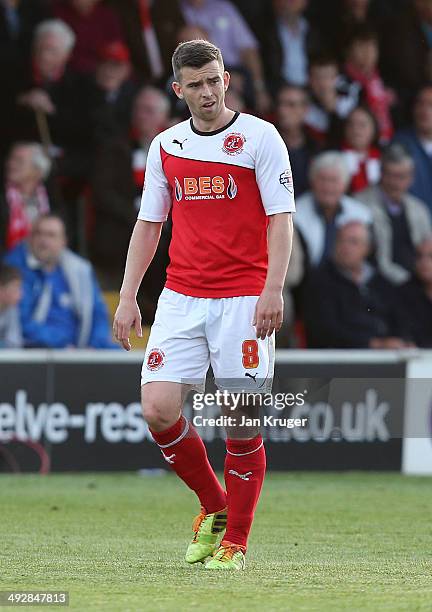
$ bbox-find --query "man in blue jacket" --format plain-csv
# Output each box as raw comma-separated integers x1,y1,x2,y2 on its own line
4,213,116,348
393,84,432,215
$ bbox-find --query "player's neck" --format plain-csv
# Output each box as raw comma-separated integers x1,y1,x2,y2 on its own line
191,107,236,134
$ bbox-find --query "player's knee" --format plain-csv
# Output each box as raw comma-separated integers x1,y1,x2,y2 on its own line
141,390,173,430
142,402,167,429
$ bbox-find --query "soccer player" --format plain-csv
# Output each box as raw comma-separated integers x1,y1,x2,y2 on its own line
113,39,295,570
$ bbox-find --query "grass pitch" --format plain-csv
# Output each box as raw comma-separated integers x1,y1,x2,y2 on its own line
1,472,431,611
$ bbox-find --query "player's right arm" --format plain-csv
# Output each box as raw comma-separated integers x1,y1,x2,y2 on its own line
113,136,171,351
114,220,163,350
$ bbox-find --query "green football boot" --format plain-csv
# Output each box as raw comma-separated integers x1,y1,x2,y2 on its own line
205,541,246,570
185,508,227,564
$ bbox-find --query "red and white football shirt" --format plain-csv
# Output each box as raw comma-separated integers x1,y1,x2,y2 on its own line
138,111,295,298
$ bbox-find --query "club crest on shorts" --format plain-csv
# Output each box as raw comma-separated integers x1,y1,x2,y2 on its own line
222,132,246,155
146,348,165,371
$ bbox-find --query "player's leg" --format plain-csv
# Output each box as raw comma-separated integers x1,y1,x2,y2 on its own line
206,295,274,569
141,288,227,562
142,381,226,514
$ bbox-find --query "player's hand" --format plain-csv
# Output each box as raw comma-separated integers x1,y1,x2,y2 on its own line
253,287,283,340
113,296,142,351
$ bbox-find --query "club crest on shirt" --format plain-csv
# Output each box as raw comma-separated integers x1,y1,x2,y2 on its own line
222,132,246,155
279,169,293,193
146,348,165,371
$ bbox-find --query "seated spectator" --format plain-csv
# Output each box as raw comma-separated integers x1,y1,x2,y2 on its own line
108,0,184,82
357,144,432,284
179,0,271,113
53,0,124,74
342,27,394,143
0,1,52,118
264,0,322,92
380,0,432,120
295,151,371,267
304,221,412,348
0,142,52,254
400,237,432,347
323,0,379,62
89,41,138,138
90,86,171,303
4,214,116,348
0,0,51,62
12,19,91,180
305,56,359,146
276,84,317,197
0,264,22,348
341,106,381,194
393,84,432,215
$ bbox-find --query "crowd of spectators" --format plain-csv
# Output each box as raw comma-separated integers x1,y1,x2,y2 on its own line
1,0,432,349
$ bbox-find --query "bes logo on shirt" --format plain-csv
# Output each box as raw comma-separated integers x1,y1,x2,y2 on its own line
174,174,238,201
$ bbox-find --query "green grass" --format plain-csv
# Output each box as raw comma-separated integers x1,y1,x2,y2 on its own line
1,473,431,611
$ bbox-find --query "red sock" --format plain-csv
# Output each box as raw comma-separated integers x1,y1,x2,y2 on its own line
224,434,266,550
150,415,226,514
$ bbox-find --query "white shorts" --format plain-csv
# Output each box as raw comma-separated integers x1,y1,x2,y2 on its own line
141,288,275,393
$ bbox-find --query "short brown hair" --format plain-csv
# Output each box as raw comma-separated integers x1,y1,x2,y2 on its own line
0,264,21,287
172,39,223,81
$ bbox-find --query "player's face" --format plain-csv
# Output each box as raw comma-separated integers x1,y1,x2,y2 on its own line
173,61,229,123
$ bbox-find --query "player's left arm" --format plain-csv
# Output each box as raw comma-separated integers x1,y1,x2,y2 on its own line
253,213,293,339
254,123,296,339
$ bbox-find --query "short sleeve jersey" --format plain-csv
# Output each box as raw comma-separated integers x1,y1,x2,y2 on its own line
138,111,295,298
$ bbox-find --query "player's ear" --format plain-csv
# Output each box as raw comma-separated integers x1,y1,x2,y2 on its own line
223,70,230,92
172,80,184,99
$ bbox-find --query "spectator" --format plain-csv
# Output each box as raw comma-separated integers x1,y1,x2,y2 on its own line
393,84,432,215
0,264,22,348
295,151,371,266
264,0,322,92
0,0,52,84
179,0,271,113
305,56,359,146
53,0,124,74
89,40,138,138
304,220,411,348
357,144,432,284
0,143,52,254
90,86,171,302
341,106,381,194
4,214,116,348
12,19,91,180
380,0,432,119
108,0,185,82
342,27,394,143
323,0,379,61
276,84,317,196
400,237,432,347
